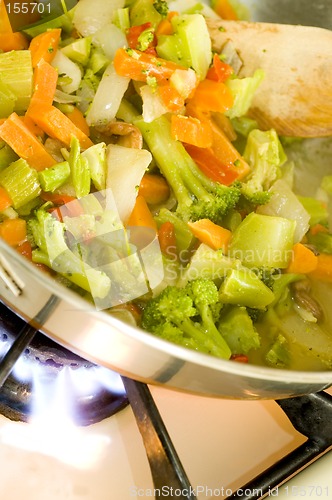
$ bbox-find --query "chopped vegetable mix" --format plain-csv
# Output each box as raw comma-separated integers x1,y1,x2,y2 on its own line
0,0,332,372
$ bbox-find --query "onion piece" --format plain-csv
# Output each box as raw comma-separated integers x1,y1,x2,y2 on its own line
106,144,152,223
257,179,310,243
52,50,82,94
92,23,127,61
86,63,130,127
72,0,125,37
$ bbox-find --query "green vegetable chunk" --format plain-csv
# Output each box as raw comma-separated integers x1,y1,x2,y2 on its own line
229,212,296,268
219,268,275,309
218,307,260,355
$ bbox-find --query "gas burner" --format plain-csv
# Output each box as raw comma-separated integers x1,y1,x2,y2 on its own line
0,301,128,426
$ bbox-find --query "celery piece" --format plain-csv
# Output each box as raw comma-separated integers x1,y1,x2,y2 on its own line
61,37,92,66
0,159,41,209
265,334,290,368
113,7,130,31
0,51,33,113
87,48,110,75
225,69,265,119
156,35,183,66
218,306,260,355
229,212,296,268
30,210,111,299
129,0,162,27
157,14,212,80
0,143,18,171
307,232,332,255
81,142,107,190
21,3,77,37
68,137,91,198
297,195,328,226
0,81,16,118
219,268,275,309
38,161,71,192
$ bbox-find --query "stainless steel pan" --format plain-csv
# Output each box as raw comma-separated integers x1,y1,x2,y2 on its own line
1,0,332,400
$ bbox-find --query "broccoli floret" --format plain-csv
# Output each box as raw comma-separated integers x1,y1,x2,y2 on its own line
135,115,241,223
240,128,287,206
153,0,168,17
141,279,232,359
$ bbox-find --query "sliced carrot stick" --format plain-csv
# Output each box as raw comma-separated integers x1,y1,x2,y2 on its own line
27,104,93,150
188,219,232,251
113,47,185,84
156,18,173,36
64,106,90,136
29,28,61,68
158,221,177,258
0,32,28,51
187,79,234,114
170,114,213,148
29,59,58,109
0,186,12,211
0,217,26,246
138,173,170,205
286,243,318,274
127,195,157,230
213,0,238,20
309,253,332,283
22,115,45,137
0,112,56,170
186,102,250,179
184,143,239,186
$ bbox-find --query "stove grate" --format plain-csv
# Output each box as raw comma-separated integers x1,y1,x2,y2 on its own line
0,300,332,499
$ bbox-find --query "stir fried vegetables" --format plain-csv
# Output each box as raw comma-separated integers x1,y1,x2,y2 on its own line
1,0,332,371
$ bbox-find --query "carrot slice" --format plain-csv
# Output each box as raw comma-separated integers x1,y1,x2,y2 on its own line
187,79,234,114
29,59,58,109
188,219,232,251
29,28,61,68
206,54,234,83
0,217,26,246
286,243,318,274
0,112,56,170
16,240,33,260
0,32,28,51
171,114,213,148
184,143,239,186
0,186,12,211
138,173,170,205
0,0,13,32
213,0,238,20
127,195,157,230
158,83,185,112
27,104,93,150
158,221,177,258
113,47,185,84
309,253,332,283
65,106,90,136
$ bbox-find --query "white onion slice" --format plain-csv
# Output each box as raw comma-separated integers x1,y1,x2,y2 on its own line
106,144,152,223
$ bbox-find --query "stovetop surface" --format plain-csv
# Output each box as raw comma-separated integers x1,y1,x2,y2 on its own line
0,385,331,500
